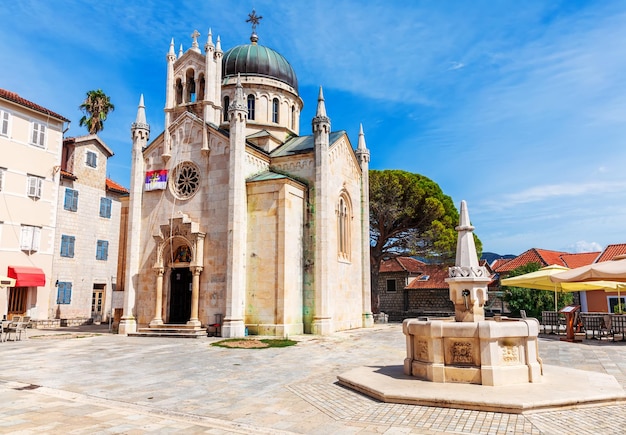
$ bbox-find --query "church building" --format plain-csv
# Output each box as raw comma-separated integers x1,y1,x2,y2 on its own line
119,15,372,337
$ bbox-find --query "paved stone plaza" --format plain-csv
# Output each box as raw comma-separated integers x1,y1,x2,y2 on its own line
1,323,625,434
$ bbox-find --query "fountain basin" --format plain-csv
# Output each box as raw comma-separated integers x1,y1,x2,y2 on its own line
403,317,542,386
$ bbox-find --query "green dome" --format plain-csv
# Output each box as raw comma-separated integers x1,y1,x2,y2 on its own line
222,42,298,92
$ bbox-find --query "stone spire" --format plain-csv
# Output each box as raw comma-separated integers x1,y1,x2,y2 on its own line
120,95,150,335
178,44,183,58
315,87,328,119
454,200,480,269
355,123,373,327
222,73,247,338
131,94,149,139
446,200,490,322
311,85,332,334
205,28,214,50
168,38,176,59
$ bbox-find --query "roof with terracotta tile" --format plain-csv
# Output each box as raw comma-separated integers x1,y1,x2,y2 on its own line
596,243,626,263
106,178,128,194
493,248,569,273
405,264,449,290
379,257,426,274
0,88,69,122
560,252,600,268
60,170,77,180
491,258,511,270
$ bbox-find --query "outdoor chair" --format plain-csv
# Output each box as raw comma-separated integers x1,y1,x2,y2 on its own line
541,311,561,335
580,313,608,340
4,316,21,341
17,316,31,340
610,314,626,342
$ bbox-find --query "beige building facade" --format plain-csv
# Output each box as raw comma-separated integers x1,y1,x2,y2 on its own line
119,25,373,337
0,89,69,320
52,135,128,323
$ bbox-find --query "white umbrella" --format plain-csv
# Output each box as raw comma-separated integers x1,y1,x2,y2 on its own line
551,257,626,312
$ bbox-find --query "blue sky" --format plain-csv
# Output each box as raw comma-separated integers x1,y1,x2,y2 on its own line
2,1,626,256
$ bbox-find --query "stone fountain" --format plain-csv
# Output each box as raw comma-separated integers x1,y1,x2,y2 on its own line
338,200,625,412
403,200,542,386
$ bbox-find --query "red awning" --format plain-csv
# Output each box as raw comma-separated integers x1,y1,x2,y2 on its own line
7,266,46,287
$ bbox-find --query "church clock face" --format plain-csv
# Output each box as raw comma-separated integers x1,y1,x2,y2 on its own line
170,161,200,199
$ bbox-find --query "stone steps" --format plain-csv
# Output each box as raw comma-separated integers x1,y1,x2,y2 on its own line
128,325,206,338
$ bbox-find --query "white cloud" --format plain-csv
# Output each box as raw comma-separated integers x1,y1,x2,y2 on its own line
568,241,603,253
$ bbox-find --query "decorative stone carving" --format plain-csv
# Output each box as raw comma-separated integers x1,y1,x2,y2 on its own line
448,266,489,278
451,341,473,364
415,340,429,361
501,345,519,364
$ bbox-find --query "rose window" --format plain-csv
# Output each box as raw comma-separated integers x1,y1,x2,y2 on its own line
171,162,200,199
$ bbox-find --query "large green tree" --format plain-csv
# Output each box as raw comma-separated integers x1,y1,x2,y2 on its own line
79,89,115,134
369,169,478,313
501,262,573,318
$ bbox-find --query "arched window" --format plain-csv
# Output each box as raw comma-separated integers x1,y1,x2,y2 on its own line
291,105,296,130
247,94,256,120
337,195,351,260
223,96,230,122
175,79,183,105
186,69,196,102
272,98,279,123
197,74,205,101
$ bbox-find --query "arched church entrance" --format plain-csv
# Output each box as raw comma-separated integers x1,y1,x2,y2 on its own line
169,267,192,323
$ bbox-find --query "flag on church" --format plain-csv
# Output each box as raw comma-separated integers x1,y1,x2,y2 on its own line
145,170,168,191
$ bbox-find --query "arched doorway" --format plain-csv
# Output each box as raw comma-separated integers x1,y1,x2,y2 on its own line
169,267,192,323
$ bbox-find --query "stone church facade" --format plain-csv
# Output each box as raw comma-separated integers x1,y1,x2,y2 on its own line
119,24,372,337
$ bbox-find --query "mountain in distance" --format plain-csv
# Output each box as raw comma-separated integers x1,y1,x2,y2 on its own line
480,252,516,264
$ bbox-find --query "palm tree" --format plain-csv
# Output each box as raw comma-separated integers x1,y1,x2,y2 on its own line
79,89,115,135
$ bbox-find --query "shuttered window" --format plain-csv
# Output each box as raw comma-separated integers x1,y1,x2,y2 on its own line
60,235,75,258
96,240,109,260
27,175,43,199
64,188,79,211
20,225,41,251
57,282,72,304
99,197,112,218
31,121,46,147
0,110,9,136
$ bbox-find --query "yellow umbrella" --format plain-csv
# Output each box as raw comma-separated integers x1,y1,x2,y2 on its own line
501,265,616,311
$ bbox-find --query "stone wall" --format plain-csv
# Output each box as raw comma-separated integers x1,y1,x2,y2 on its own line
378,273,454,322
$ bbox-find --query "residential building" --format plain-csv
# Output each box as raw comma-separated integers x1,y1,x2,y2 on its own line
378,257,455,320
118,23,372,337
0,88,69,320
52,135,128,323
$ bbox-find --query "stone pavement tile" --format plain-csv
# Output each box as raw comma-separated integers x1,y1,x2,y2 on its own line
1,325,626,434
